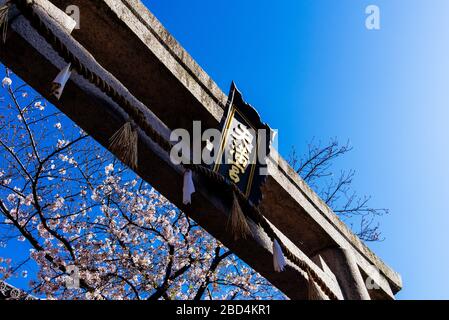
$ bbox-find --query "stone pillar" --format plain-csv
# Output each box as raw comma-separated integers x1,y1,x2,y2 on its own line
313,247,371,300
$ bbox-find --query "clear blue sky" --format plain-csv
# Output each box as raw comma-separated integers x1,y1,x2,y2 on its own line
143,0,449,299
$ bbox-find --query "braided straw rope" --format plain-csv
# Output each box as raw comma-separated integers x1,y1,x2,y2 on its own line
11,0,338,300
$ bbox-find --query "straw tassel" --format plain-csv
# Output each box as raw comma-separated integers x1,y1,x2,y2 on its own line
0,3,10,44
51,63,72,100
308,271,326,300
227,192,251,240
273,239,287,272
109,122,138,170
182,169,195,205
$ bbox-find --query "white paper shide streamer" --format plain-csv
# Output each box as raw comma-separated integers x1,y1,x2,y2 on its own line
51,63,72,100
273,239,287,272
183,169,195,205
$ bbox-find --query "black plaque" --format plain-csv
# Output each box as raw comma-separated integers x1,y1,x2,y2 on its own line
214,82,272,206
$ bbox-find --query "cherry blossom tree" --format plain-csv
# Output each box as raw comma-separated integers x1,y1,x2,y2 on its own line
0,68,283,300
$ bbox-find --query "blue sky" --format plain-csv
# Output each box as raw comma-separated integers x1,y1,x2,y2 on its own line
143,0,449,299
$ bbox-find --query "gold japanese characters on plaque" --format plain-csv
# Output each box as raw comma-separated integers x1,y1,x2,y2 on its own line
214,82,272,205
228,123,254,184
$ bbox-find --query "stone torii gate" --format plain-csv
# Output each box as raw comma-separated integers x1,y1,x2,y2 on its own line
0,0,402,300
